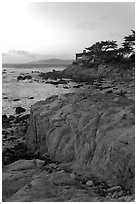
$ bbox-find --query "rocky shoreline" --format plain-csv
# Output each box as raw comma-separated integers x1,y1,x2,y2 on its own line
2,62,135,202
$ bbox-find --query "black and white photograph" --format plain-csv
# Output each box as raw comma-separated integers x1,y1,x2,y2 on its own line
2,1,135,202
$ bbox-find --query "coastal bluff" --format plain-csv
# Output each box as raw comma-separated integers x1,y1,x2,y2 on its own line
26,91,135,193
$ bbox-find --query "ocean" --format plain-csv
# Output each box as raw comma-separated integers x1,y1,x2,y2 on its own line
2,65,74,116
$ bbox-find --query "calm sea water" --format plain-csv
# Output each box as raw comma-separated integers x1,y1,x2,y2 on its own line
2,66,74,116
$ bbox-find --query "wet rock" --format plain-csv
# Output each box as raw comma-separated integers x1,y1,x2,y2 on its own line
3,97,8,99
2,113,31,166
2,115,10,128
63,86,69,89
39,70,64,80
34,79,39,82
17,75,24,80
33,71,39,73
8,115,15,121
7,136,17,141
20,114,30,120
2,141,29,165
46,79,68,86
58,79,68,84
13,98,20,102
24,75,32,80
45,81,59,85
28,97,34,99
8,128,14,136
2,114,8,121
2,130,8,136
15,106,26,114
73,84,83,88
17,75,32,80
14,114,29,124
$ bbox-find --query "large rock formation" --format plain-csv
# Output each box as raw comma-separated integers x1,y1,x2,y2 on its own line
26,91,135,193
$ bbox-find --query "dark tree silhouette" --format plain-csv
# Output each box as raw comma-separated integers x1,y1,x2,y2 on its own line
122,30,135,54
85,40,118,63
86,40,118,53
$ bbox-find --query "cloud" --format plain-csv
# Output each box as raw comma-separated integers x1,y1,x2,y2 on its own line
76,16,108,30
2,49,74,63
2,50,37,58
15,50,30,56
2,50,73,63
2,50,38,63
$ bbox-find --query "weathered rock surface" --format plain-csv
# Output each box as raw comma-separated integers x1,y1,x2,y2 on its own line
26,91,135,193
3,159,134,202
2,114,30,165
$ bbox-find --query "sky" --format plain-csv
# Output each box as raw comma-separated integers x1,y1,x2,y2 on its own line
2,1,135,63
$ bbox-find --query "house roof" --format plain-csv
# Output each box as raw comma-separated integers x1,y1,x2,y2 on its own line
76,52,94,56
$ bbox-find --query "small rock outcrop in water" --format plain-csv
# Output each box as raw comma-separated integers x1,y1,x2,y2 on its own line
17,75,32,80
26,91,135,193
15,106,26,114
13,98,20,102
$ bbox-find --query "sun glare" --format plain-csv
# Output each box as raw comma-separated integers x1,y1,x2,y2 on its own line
2,1,71,55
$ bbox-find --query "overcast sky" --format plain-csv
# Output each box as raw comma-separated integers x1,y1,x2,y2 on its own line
2,1,135,63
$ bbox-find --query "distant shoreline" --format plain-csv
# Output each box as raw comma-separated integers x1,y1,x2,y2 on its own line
2,63,71,68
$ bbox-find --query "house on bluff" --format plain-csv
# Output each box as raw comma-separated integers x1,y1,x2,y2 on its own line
75,49,117,65
76,50,96,63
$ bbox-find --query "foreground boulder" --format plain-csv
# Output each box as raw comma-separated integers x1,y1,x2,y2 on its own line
26,92,135,193
15,106,26,114
3,159,134,202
